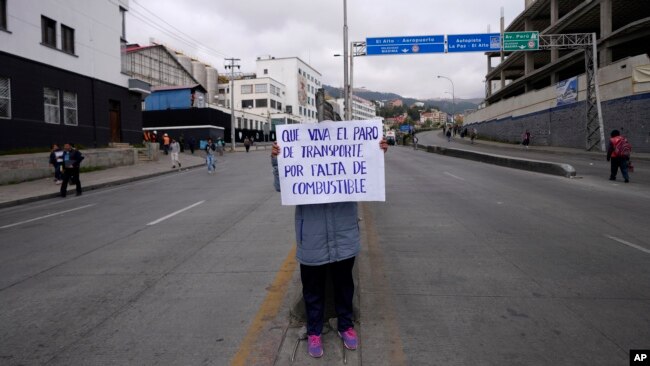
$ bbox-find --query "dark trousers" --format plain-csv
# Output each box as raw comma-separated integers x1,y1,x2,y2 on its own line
53,162,62,181
60,168,81,196
610,157,630,181
300,257,355,336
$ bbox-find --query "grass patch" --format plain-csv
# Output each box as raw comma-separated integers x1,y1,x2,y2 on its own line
79,166,107,173
0,147,51,155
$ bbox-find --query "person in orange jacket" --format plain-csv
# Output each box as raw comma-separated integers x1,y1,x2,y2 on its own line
162,133,171,155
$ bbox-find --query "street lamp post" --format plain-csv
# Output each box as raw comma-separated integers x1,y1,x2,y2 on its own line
436,75,455,125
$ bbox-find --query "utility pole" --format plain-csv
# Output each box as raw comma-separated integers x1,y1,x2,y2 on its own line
224,58,240,151
343,0,350,120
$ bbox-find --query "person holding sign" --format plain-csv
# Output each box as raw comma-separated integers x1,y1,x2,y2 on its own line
271,121,388,358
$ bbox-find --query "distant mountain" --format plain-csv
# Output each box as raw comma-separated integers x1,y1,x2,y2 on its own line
323,85,481,115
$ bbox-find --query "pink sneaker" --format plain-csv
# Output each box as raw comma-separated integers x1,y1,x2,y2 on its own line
338,327,358,350
307,335,323,358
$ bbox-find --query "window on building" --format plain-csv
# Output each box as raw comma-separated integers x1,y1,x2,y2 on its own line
242,99,254,108
41,16,57,48
0,76,10,119
244,118,248,129
255,98,267,108
119,6,126,40
299,106,302,115
270,100,276,109
263,69,268,75
61,24,75,54
1,0,7,30
277,102,282,111
63,91,78,125
43,87,60,124
237,117,241,128
255,84,267,93
241,84,253,94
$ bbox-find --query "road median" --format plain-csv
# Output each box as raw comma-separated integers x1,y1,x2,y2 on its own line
424,144,576,178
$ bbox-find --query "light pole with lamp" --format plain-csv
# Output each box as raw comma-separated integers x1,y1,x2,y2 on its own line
436,75,455,126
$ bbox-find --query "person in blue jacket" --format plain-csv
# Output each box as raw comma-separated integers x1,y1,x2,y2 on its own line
271,137,388,358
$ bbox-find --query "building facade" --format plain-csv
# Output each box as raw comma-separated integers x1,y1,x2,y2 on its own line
420,110,448,125
333,95,379,121
255,56,322,123
0,0,148,150
470,0,650,152
125,43,219,105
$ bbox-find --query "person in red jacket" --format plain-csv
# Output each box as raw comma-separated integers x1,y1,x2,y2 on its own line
606,129,630,183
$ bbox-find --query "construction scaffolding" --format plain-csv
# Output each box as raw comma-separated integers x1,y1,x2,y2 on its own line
125,45,199,88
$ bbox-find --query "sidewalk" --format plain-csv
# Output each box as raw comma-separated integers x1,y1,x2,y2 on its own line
423,130,650,161
0,152,207,209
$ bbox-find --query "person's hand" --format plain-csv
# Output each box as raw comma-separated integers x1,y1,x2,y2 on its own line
271,142,280,157
379,138,388,153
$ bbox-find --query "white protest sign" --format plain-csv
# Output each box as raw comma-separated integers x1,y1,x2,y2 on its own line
276,120,385,206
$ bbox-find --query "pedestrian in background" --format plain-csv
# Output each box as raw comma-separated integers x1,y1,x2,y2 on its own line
60,143,84,197
162,133,170,155
179,134,185,153
606,129,631,183
216,137,224,156
270,138,389,358
205,138,217,174
446,129,452,142
522,130,531,149
244,137,251,153
188,137,196,154
170,139,181,169
470,128,477,144
49,143,64,184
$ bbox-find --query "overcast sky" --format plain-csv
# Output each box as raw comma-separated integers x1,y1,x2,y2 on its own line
126,0,525,100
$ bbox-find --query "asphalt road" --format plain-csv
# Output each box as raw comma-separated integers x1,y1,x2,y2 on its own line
416,130,650,184
0,151,296,365
1,144,649,365
360,144,650,365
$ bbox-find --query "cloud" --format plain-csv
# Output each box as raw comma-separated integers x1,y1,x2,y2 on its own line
127,0,524,99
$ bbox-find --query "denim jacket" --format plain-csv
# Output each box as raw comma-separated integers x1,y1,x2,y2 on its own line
272,156,360,266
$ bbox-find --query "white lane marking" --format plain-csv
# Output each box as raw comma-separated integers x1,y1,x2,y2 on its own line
146,200,205,226
0,204,95,229
444,172,465,181
605,235,650,255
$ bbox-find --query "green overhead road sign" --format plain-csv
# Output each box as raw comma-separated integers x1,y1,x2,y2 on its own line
503,31,539,51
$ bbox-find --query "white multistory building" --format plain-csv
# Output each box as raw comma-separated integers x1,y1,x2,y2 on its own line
0,0,149,149
255,56,322,124
334,95,379,121
217,77,288,130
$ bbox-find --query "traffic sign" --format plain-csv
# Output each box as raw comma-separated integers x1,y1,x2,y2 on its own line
399,124,411,132
447,33,501,53
366,35,445,56
503,31,539,51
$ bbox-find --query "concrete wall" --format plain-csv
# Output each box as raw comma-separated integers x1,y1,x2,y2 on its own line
466,55,650,152
0,149,136,185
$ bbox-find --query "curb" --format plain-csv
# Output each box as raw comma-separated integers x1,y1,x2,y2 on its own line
423,145,577,178
0,163,205,210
